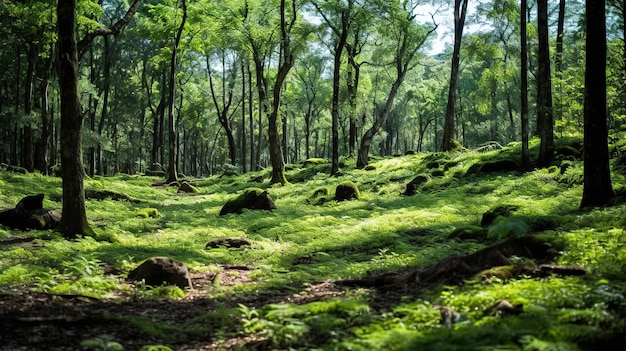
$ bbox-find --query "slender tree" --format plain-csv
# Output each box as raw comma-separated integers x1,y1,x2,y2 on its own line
165,0,187,184
441,0,468,151
311,0,353,175
356,1,437,168
581,0,614,207
536,0,554,167
520,0,529,171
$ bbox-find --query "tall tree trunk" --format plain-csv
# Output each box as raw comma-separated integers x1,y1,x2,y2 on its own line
267,0,295,184
165,0,187,184
56,0,94,237
97,35,111,175
536,0,554,167
441,0,468,151
581,0,614,207
330,12,349,175
22,42,39,172
521,0,529,171
248,62,255,172
241,61,247,173
554,0,566,132
35,55,53,174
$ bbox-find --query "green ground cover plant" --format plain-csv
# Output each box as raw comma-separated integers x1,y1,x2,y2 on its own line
0,139,625,350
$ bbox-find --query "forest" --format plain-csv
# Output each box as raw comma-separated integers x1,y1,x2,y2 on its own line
0,0,625,350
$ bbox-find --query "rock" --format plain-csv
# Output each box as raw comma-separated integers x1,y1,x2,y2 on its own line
127,257,193,289
479,160,518,173
205,237,251,249
219,188,276,215
0,194,61,230
177,182,198,193
404,174,429,196
481,205,519,227
335,181,360,201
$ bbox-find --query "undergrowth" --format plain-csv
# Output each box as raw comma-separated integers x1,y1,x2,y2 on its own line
1,138,625,350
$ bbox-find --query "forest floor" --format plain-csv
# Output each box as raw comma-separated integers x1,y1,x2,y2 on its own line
1,258,435,350
0,272,347,350
2,138,626,350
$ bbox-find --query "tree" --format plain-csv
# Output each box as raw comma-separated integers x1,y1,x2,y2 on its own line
356,0,437,168
536,0,554,167
56,0,93,237
311,0,354,175
165,0,187,184
56,0,141,237
580,0,614,208
520,0,529,171
441,0,468,151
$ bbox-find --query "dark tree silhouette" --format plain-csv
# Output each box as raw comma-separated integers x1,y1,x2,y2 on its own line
441,0,468,151
536,0,554,167
580,0,614,208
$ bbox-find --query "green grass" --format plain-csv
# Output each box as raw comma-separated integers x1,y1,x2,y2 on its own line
1,139,625,350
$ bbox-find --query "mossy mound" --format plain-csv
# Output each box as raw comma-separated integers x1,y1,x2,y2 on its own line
335,181,360,201
404,174,429,196
481,205,519,227
127,257,193,289
307,187,330,205
219,188,276,215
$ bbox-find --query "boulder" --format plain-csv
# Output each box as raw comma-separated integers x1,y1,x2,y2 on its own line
127,257,193,289
205,237,251,249
177,182,198,193
219,188,276,215
0,194,61,230
335,181,360,201
404,174,429,196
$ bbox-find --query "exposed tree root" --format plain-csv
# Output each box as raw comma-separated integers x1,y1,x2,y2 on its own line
339,235,583,289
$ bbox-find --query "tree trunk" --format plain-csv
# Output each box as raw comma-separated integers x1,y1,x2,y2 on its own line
241,61,247,173
330,12,349,175
267,0,295,185
97,35,111,176
520,0,529,171
580,0,614,208
165,0,187,184
536,0,554,167
441,0,468,151
22,42,38,172
35,55,53,174
56,0,94,237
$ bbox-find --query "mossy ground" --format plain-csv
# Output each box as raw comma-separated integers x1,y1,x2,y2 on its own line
1,139,625,350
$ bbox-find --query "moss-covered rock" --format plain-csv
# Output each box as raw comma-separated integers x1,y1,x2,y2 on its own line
481,205,519,227
137,208,160,218
303,158,328,166
306,187,329,205
127,257,193,289
219,188,277,215
335,181,360,201
177,182,198,193
205,237,251,249
404,174,429,196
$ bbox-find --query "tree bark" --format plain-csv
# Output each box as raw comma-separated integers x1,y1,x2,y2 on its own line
520,0,529,171
441,0,468,151
267,0,296,184
165,0,187,184
56,0,94,237
581,0,614,208
35,55,53,174
536,0,554,167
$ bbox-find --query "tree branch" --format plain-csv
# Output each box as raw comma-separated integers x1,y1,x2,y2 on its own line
77,0,142,58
